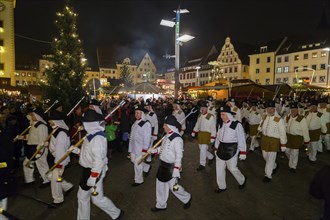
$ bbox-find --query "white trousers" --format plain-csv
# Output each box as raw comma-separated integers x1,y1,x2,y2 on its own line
199,144,214,166
322,134,330,150
130,153,150,184
77,172,120,220
249,136,259,151
317,139,323,152
262,151,277,178
23,148,50,184
0,198,8,220
285,148,299,169
155,178,191,209
215,152,245,190
51,168,73,203
308,142,319,161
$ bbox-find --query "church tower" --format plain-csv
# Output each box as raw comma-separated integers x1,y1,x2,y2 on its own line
0,0,16,86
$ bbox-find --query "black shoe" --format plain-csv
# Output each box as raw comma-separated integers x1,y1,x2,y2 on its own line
51,201,64,206
144,166,152,177
214,188,227,193
272,165,278,175
263,177,271,183
183,197,192,209
239,176,247,189
131,182,144,187
309,159,315,164
249,150,254,153
196,165,205,171
208,158,215,166
289,168,296,173
64,186,74,196
114,210,124,220
151,207,167,212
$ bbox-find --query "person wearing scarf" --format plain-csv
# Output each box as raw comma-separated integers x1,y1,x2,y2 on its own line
128,105,152,186
21,107,50,185
150,115,191,212
48,110,74,205
69,109,123,220
214,105,247,193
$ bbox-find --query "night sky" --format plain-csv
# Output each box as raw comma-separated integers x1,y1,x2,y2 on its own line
14,0,330,72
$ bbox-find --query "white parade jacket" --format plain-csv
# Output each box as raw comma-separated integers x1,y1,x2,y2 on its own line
259,114,287,145
158,132,183,168
285,114,310,143
193,112,216,138
129,119,152,156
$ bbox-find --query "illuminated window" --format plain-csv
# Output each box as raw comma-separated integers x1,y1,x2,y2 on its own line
312,52,317,58
283,66,289,73
294,55,299,61
321,51,327,57
277,67,282,73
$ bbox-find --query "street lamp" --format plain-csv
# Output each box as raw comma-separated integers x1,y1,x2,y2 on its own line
161,6,194,98
195,66,200,86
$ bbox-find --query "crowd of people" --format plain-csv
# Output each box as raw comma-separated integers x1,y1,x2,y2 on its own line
0,93,329,220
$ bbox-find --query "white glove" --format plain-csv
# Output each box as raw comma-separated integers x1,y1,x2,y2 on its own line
152,135,158,141
16,135,24,140
281,146,286,152
68,145,80,154
87,176,97,187
239,154,247,161
150,148,158,154
210,138,215,144
35,153,42,159
180,130,184,135
172,168,181,178
44,141,49,147
191,132,195,137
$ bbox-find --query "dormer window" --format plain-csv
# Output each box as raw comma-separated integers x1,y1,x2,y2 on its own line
260,46,268,53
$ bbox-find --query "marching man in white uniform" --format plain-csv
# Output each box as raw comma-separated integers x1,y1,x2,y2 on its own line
247,102,262,152
150,115,191,212
192,101,216,171
48,110,74,205
21,107,50,185
69,109,123,220
259,101,287,183
305,100,327,162
284,102,310,173
172,100,186,135
214,105,247,193
129,105,152,186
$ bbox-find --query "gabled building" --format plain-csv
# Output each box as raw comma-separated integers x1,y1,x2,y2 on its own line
136,53,157,84
216,37,256,81
249,38,287,85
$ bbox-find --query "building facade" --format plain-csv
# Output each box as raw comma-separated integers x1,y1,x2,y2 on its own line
136,53,157,84
0,0,16,86
249,38,287,85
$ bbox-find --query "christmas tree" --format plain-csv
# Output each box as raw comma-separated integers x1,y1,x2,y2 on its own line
119,58,133,87
43,3,86,111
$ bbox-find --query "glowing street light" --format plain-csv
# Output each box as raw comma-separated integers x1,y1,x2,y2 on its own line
161,6,195,98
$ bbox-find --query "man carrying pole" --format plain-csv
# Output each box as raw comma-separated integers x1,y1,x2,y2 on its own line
149,115,191,212
68,109,123,220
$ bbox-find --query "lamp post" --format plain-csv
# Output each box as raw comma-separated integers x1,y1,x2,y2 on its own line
195,66,200,86
161,6,194,98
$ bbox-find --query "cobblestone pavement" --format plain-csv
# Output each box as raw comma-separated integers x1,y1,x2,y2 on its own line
7,136,329,220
